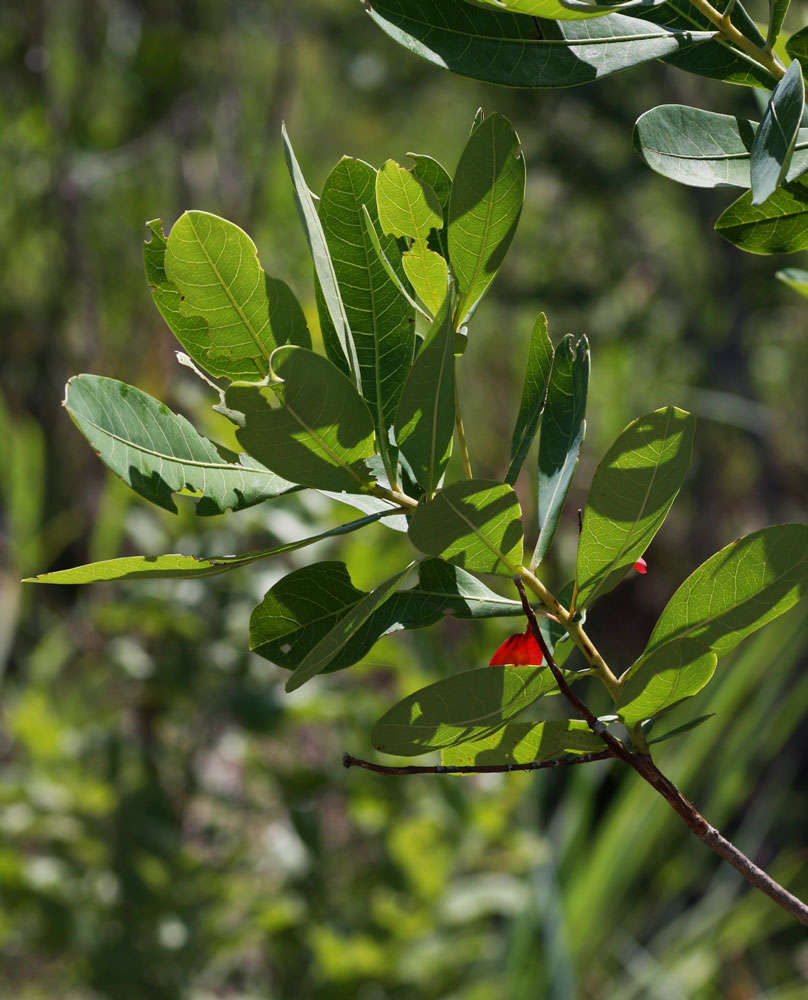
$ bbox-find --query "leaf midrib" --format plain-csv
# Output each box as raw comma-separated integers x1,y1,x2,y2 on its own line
185,213,271,365
68,408,277,476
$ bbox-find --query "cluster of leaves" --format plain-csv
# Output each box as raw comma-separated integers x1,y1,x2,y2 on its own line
363,0,808,285
28,113,808,770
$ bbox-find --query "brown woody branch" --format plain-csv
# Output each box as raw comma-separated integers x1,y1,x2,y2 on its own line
342,749,613,776
512,576,808,927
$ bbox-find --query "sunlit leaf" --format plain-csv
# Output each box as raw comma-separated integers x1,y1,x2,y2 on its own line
409,479,524,575
441,719,605,766
227,347,376,491
64,375,294,515
408,152,452,256
448,113,525,324
618,524,808,725
371,665,561,756
575,407,694,609
376,159,443,241
25,510,399,584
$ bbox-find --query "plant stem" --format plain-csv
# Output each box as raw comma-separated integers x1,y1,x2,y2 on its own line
342,749,613,775
513,577,808,927
686,0,785,79
519,565,620,696
455,379,473,479
371,482,419,510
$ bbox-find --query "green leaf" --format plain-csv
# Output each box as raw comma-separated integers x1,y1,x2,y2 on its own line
24,510,399,585
402,244,449,316
618,523,808,725
64,375,294,515
394,298,455,493
776,266,808,296
228,346,377,492
637,0,776,88
617,644,718,728
506,314,554,487
448,113,525,324
785,25,808,65
441,719,605,767
408,153,452,256
473,0,664,20
285,563,415,692
408,479,524,576
575,407,694,609
160,211,283,381
715,177,808,253
365,1,712,88
318,157,416,447
532,335,589,566
767,0,790,49
371,665,560,756
635,106,808,190
360,205,431,322
646,713,715,745
250,558,525,673
376,159,443,241
282,124,361,386
751,59,805,205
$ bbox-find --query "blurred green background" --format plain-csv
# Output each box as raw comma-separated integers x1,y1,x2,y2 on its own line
2,2,808,997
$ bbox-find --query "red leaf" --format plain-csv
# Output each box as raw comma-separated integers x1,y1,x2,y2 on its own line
489,628,543,667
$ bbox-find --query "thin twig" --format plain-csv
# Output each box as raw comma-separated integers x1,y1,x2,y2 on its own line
513,576,808,926
342,750,613,775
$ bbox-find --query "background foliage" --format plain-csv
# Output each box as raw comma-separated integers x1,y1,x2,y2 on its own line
2,1,807,997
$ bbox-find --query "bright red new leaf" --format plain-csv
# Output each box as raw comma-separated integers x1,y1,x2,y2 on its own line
634,556,648,575
489,628,543,667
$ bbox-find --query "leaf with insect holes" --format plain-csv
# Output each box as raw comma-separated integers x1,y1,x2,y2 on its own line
575,406,694,609
409,479,524,576
228,347,376,492
63,375,294,515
